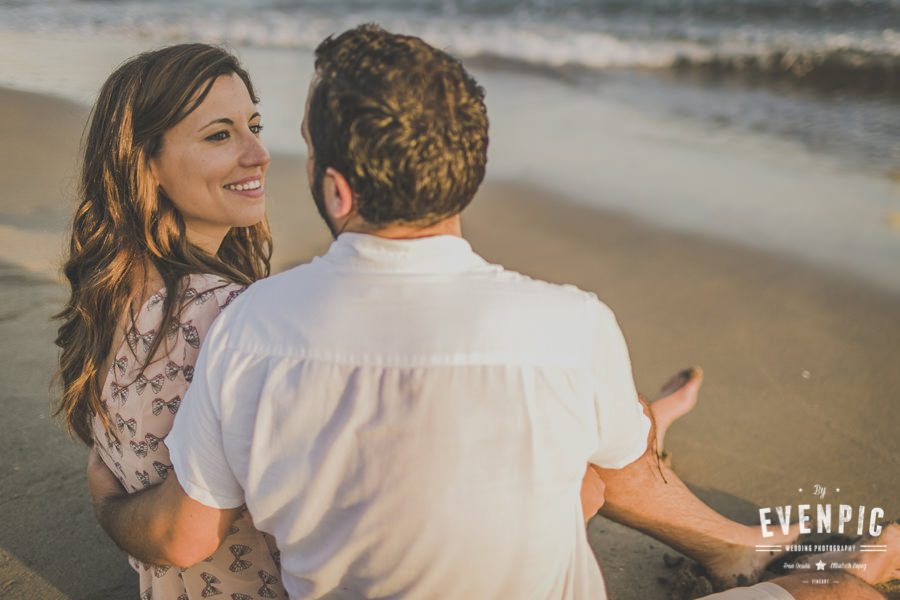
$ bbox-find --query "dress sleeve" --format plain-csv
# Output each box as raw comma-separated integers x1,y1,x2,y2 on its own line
586,297,651,469
165,277,247,508
172,278,245,386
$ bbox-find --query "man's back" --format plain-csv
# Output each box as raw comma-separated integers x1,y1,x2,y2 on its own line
169,233,650,599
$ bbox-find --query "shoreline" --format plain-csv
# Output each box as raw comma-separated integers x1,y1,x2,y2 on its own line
2,28,899,294
1,86,898,600
3,82,899,300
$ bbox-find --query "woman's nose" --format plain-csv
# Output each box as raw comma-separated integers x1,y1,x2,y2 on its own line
240,131,271,168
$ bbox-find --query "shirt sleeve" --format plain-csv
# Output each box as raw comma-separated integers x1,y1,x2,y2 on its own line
167,293,245,509
586,297,651,469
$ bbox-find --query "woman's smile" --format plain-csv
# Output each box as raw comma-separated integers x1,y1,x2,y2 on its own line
224,175,265,198
150,72,271,251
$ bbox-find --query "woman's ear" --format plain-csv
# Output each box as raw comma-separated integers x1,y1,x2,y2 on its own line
147,155,161,189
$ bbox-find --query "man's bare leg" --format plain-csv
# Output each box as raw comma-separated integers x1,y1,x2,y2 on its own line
581,368,700,523
761,525,899,599
594,398,799,588
801,523,899,587
773,574,885,600
703,574,886,600
651,366,703,452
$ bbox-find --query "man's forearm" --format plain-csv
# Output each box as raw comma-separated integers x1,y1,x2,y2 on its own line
95,483,180,566
86,447,231,567
87,446,183,565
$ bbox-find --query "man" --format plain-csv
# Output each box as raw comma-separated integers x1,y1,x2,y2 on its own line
88,25,894,599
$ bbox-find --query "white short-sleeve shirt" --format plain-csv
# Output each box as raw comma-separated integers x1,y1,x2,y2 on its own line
168,232,650,599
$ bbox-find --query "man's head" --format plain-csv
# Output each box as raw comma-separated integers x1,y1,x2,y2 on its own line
302,24,489,236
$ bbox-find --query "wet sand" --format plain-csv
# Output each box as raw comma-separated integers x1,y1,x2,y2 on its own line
1,87,897,599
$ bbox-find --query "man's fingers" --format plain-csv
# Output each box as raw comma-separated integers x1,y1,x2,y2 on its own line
86,445,104,472
581,465,607,523
86,445,126,505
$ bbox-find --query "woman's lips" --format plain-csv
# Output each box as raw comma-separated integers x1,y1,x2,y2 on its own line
224,177,264,198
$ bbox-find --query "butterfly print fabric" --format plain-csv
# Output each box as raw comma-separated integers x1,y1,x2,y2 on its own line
91,274,284,599
136,373,165,395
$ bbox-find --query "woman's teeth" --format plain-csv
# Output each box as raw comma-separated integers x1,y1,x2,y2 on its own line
225,180,261,191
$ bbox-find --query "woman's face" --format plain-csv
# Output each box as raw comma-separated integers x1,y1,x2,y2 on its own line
150,72,270,253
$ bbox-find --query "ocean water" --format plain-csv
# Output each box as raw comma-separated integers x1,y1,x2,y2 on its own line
0,1,898,292
1,0,898,172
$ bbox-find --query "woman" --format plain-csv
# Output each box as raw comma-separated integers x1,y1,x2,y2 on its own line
55,44,286,599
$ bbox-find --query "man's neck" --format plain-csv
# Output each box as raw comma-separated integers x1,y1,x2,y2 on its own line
343,214,462,240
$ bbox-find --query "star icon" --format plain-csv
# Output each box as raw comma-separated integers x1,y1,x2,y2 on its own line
815,560,826,571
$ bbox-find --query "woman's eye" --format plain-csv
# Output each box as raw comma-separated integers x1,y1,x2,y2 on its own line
250,124,264,135
206,131,229,142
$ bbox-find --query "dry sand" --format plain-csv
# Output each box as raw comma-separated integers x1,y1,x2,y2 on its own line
1,87,897,599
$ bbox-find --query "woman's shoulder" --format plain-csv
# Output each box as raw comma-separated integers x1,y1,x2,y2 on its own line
181,273,247,311
167,273,247,335
158,274,247,358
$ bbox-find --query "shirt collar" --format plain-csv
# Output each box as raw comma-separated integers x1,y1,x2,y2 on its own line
319,232,488,274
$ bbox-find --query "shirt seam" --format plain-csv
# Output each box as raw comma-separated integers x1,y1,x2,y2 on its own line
217,345,592,368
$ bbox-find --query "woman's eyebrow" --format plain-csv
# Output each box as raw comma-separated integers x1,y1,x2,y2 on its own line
198,113,261,132
198,117,233,132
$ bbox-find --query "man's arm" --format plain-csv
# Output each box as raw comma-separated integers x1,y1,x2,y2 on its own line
86,447,242,567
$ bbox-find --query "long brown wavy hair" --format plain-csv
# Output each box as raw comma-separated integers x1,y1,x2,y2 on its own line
55,44,272,445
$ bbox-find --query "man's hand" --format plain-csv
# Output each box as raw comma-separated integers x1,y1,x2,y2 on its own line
86,446,126,519
580,464,606,523
86,445,242,567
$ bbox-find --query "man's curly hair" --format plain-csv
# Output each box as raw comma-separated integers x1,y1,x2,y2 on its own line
308,24,489,227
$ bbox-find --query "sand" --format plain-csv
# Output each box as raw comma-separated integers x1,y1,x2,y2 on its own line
1,87,897,599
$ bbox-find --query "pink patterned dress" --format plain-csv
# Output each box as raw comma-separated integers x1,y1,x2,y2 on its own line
92,273,287,600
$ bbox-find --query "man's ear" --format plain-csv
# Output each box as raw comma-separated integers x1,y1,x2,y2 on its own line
324,167,355,219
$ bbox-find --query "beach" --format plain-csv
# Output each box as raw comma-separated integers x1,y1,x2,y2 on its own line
1,77,897,599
